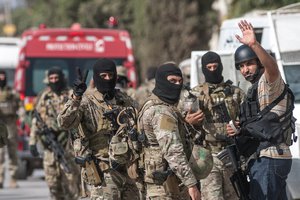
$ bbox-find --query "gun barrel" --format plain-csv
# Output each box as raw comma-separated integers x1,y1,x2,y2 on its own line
103,108,119,116
33,109,72,174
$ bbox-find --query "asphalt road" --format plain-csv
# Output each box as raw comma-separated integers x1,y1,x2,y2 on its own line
0,169,50,200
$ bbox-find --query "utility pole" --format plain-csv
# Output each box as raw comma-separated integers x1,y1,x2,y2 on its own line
4,0,12,24
2,0,16,36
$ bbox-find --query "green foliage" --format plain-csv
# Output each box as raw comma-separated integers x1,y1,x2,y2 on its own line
10,0,218,83
131,0,217,79
12,0,84,33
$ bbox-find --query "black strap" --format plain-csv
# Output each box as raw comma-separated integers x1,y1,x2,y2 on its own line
259,84,287,117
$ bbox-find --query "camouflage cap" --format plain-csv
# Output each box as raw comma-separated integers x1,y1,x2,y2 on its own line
189,144,213,180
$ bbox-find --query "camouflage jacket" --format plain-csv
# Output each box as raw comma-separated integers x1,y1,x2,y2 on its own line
179,81,245,148
139,94,197,187
57,88,137,159
0,86,20,118
29,87,71,146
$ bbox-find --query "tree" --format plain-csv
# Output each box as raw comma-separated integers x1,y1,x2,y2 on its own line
11,0,218,83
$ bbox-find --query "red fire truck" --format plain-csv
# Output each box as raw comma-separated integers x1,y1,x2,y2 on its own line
15,24,137,109
14,24,137,179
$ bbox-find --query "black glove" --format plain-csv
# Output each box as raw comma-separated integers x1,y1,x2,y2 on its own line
73,78,87,97
73,67,88,97
29,145,39,157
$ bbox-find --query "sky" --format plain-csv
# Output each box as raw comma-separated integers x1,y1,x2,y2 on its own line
0,0,26,9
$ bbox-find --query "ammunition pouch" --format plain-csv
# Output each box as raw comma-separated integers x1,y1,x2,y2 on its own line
144,147,169,184
76,156,103,186
109,134,130,165
147,175,186,198
152,168,173,185
127,159,145,181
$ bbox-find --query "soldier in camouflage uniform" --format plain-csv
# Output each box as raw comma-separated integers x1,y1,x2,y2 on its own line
135,66,157,108
0,70,20,189
180,52,245,200
29,67,80,200
139,63,201,200
58,58,139,200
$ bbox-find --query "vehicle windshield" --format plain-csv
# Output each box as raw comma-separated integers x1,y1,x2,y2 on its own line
25,58,125,96
283,64,300,103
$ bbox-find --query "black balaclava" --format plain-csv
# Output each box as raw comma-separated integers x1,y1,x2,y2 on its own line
146,66,157,81
48,67,65,94
201,51,224,84
152,63,183,104
93,58,117,99
0,70,7,89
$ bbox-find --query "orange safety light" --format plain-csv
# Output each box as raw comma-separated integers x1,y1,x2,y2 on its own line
71,23,81,30
39,23,47,29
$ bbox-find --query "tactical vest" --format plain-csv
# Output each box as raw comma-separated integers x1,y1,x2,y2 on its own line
139,95,193,184
82,90,137,166
194,81,242,143
0,87,18,116
239,81,296,155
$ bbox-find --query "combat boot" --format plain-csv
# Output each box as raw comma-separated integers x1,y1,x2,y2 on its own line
9,179,18,188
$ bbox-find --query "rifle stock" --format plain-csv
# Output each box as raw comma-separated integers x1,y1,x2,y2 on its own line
33,109,71,173
226,144,250,200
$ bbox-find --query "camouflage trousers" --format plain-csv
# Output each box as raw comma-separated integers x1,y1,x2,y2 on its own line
146,175,189,200
0,119,18,183
201,154,238,200
90,168,139,200
43,150,80,200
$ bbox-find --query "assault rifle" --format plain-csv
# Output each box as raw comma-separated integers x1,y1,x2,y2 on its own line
103,107,120,129
217,144,250,200
33,109,71,173
213,101,231,123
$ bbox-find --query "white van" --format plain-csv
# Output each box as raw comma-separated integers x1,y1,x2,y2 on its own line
190,4,300,199
0,37,21,87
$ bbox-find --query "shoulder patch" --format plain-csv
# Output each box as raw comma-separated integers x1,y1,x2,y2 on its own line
159,115,176,131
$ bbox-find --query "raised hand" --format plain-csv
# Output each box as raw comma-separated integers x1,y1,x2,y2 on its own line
73,67,88,97
235,20,256,47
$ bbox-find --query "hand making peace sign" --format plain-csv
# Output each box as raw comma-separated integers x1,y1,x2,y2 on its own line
73,67,89,97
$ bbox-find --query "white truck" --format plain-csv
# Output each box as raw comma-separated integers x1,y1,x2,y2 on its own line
190,3,300,199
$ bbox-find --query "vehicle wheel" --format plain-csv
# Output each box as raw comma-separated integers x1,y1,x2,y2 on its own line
16,159,28,180
27,165,34,177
